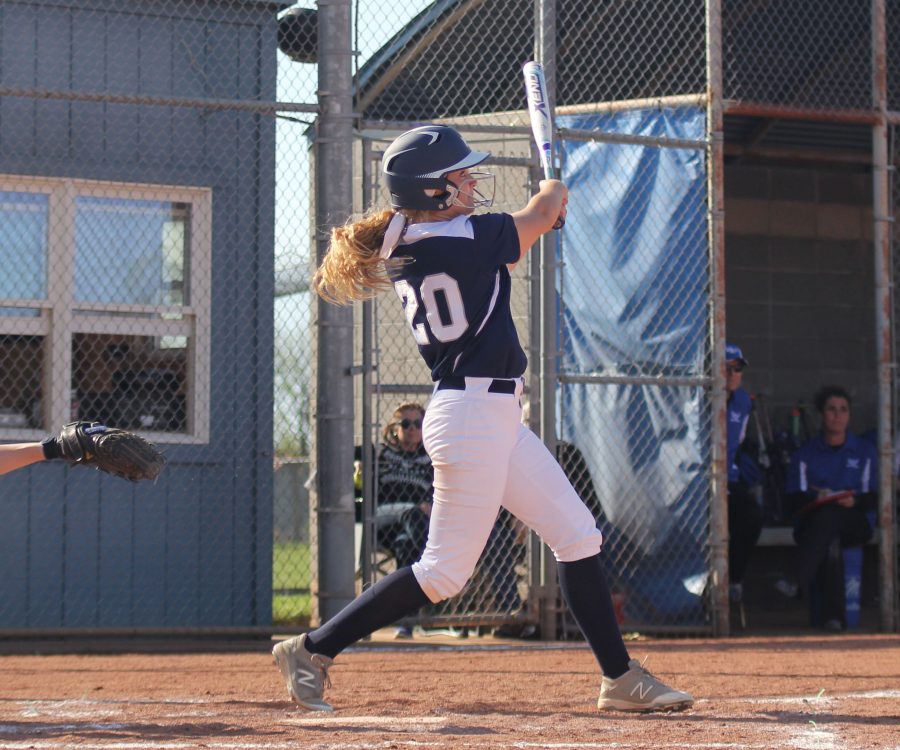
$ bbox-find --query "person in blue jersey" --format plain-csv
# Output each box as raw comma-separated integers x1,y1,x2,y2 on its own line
775,385,877,628
272,125,692,714
724,343,762,605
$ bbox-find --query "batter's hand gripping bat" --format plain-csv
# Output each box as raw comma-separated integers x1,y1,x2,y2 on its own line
523,60,564,229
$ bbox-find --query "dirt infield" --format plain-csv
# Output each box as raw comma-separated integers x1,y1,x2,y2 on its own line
1,632,898,749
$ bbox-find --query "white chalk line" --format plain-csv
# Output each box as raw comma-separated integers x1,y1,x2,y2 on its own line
7,688,899,708
0,738,893,750
841,689,900,699
510,744,802,749
0,744,336,750
785,724,839,750
0,689,896,750
0,743,447,750
286,715,446,726
8,687,896,714
0,742,872,750
345,642,590,653
697,687,900,706
9,698,215,708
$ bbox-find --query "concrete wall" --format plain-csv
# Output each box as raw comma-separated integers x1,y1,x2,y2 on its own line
724,164,876,437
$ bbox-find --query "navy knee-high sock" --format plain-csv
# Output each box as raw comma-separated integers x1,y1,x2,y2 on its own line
557,553,631,679
305,566,431,659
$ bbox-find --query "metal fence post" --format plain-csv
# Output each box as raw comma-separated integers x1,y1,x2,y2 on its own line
360,138,377,596
706,0,729,636
526,162,546,633
535,0,561,641
314,0,356,622
871,0,898,633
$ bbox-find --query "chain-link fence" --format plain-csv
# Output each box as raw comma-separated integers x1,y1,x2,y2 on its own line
1,0,897,637
555,109,712,632
724,0,872,110
271,3,317,629
0,0,311,631
284,0,896,635
353,128,539,633
350,0,717,634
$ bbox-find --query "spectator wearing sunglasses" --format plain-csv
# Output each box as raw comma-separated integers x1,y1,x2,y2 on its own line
375,403,433,574
725,343,762,606
371,403,433,638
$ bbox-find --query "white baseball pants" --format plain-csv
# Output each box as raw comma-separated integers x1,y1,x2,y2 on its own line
412,376,603,603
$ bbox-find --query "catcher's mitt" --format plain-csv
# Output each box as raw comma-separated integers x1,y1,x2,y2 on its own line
55,421,166,482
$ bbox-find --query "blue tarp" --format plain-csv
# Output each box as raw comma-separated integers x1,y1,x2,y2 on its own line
557,108,710,624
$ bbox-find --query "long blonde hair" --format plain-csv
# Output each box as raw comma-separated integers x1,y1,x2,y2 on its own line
313,205,446,305
312,208,394,305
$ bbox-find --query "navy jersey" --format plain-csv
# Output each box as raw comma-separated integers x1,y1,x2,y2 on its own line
388,213,527,380
726,387,752,482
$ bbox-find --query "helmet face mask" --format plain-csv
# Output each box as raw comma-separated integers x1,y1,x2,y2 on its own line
382,125,492,211
445,171,495,210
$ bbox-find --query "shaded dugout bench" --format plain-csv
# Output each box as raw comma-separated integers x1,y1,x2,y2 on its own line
737,525,881,631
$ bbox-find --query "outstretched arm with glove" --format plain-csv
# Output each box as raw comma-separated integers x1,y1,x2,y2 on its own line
0,442,46,476
1,421,165,481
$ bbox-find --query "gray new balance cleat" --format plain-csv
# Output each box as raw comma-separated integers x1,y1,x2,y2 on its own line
598,659,693,713
272,634,334,711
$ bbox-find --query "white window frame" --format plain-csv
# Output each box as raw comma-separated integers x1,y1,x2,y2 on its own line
0,174,212,444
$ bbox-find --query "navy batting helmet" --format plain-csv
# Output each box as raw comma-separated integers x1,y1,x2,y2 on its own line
382,125,491,211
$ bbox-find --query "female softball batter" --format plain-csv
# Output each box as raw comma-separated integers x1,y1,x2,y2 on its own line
273,125,693,714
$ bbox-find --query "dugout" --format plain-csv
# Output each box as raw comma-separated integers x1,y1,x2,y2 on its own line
347,0,898,634
0,0,287,632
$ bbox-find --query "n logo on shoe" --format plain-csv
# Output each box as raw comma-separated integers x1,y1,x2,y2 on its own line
630,681,652,700
295,665,318,690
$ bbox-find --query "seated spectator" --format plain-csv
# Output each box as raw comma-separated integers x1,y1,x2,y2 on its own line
725,343,762,605
774,385,877,631
375,403,433,572
370,403,432,638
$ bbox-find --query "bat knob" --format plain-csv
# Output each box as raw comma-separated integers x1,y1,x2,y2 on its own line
552,216,565,230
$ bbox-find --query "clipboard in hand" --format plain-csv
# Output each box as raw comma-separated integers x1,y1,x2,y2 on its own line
797,490,854,517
